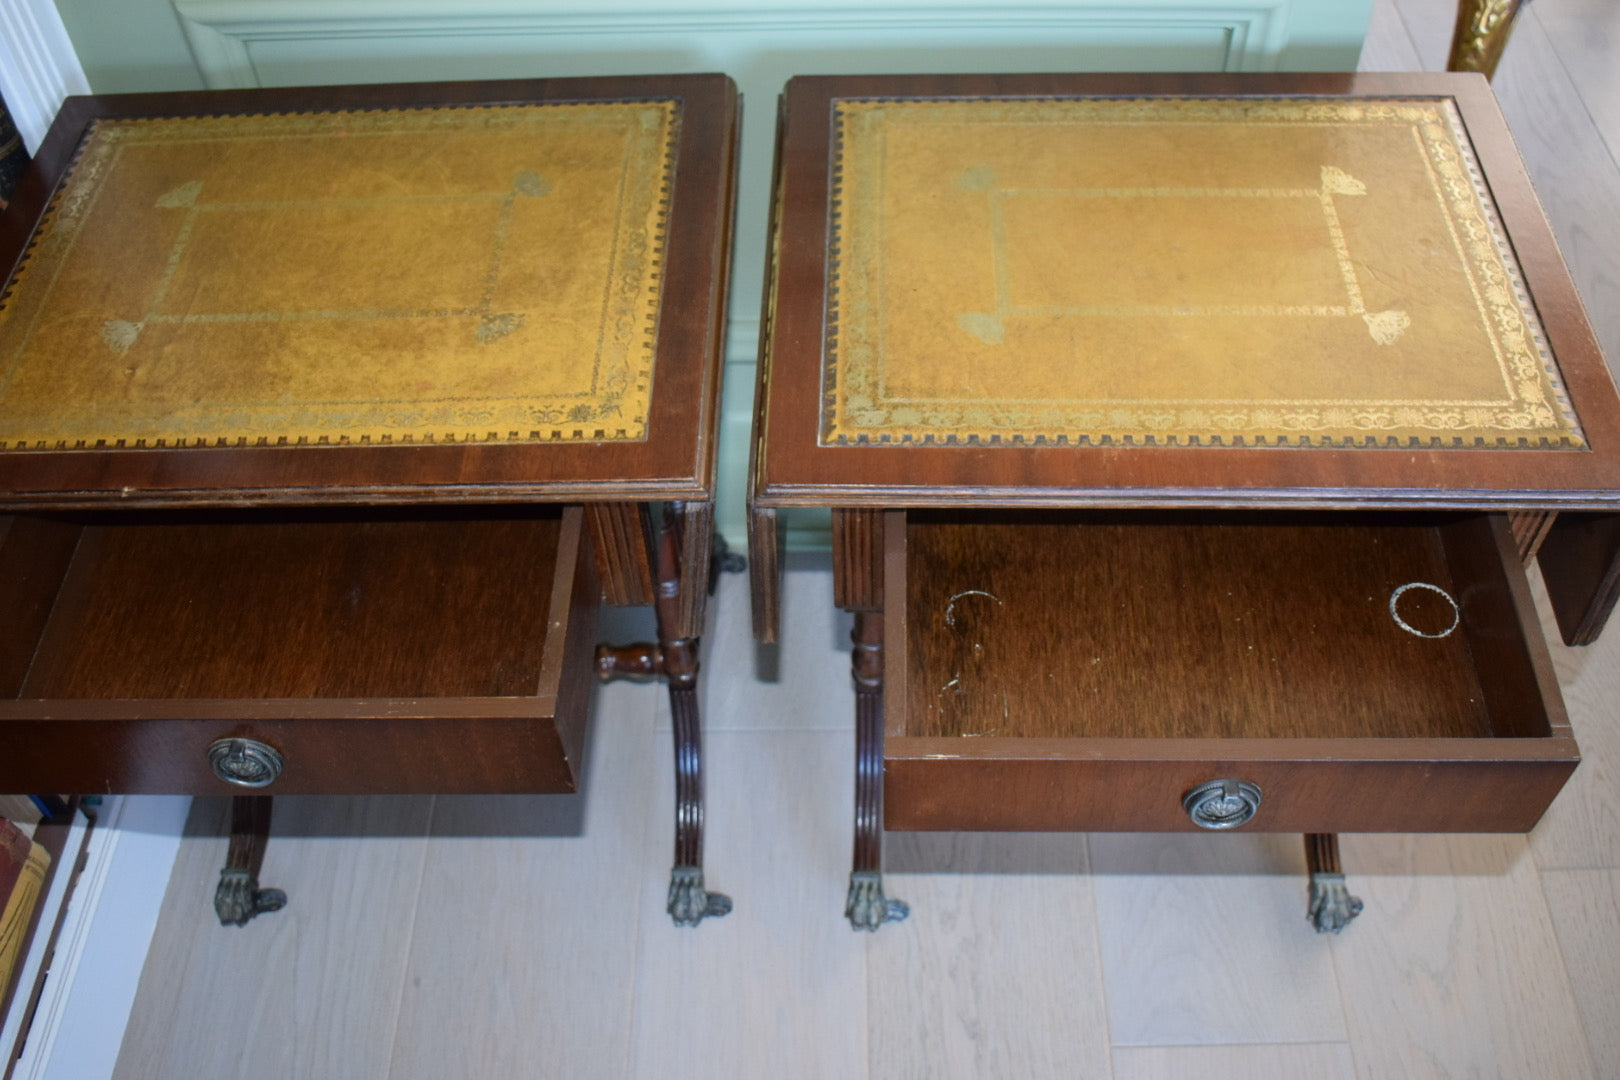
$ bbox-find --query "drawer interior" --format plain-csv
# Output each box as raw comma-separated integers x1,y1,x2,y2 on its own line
0,506,599,793
893,510,1557,744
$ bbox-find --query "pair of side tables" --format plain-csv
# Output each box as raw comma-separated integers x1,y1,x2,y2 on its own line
1,72,1616,934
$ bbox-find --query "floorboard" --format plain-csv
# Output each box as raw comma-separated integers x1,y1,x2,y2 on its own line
384,682,655,1080
869,832,1110,1079
112,796,433,1080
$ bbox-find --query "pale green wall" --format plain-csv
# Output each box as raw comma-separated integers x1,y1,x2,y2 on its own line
51,0,1373,548
55,0,205,92
1277,1,1380,69
59,3,1374,97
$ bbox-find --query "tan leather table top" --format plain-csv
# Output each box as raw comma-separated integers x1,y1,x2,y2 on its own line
823,95,1579,450
0,100,675,450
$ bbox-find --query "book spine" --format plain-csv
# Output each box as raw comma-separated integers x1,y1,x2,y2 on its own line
0,839,51,999
0,818,32,902
28,795,69,819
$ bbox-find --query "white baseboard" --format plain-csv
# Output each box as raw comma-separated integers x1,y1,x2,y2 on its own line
10,796,191,1080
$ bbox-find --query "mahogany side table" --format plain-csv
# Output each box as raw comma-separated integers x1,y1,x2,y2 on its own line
748,72,1620,932
0,75,739,927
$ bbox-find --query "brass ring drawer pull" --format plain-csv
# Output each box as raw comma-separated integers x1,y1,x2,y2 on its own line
207,738,284,788
1182,779,1263,829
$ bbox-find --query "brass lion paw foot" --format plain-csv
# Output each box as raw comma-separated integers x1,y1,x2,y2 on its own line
1307,872,1364,934
668,865,732,927
214,867,287,927
845,870,909,931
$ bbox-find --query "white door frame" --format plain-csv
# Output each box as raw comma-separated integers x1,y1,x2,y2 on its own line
0,0,90,153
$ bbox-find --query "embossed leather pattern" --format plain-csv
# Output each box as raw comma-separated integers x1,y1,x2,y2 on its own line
823,96,1581,450
0,101,677,450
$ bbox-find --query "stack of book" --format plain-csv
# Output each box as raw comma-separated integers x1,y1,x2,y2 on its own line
0,816,51,1012
0,799,66,829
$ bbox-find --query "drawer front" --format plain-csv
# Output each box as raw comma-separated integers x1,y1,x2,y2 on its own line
0,703,585,795
0,506,601,796
884,509,1577,834
883,742,1578,833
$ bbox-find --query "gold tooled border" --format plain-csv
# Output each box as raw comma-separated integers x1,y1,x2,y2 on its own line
821,96,1583,450
0,99,681,451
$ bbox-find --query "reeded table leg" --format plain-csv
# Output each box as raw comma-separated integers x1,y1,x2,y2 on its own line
1304,832,1363,934
214,795,286,926
596,504,732,927
665,680,732,926
846,611,908,931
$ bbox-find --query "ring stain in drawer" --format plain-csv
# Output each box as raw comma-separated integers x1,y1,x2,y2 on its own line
902,511,1549,743
887,510,1572,833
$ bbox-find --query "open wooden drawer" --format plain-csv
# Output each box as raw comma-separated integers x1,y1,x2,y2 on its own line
0,505,599,795
882,509,1576,834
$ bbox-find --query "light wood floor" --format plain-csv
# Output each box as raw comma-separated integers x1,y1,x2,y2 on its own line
114,1,1620,1076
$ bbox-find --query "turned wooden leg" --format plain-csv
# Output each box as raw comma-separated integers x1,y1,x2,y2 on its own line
1304,833,1363,934
664,678,731,925
1448,0,1526,79
596,504,731,927
214,795,286,926
846,610,908,931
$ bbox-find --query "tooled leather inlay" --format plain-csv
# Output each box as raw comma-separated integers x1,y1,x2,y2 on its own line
822,97,1582,449
0,101,678,449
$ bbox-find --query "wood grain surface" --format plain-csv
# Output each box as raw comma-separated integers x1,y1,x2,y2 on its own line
870,831,1109,1078
586,502,655,607
113,795,435,1080
899,511,1538,741
1332,833,1596,1078
23,511,567,700
389,688,658,1080
1538,512,1620,644
0,514,80,696
1540,868,1620,1077
832,508,883,612
1,507,602,794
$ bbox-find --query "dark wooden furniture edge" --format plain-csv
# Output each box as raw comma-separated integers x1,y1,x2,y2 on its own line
752,487,1620,512
0,74,738,507
746,91,792,644
748,506,781,644
0,517,79,696
587,503,657,607
752,71,1620,511
1539,512,1620,645
832,508,883,612
881,754,1577,832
